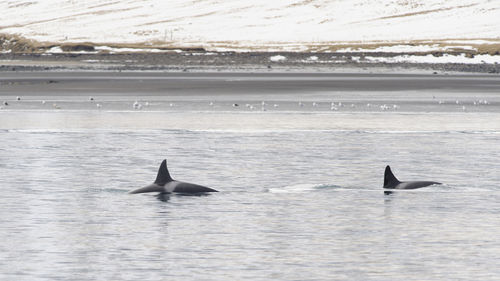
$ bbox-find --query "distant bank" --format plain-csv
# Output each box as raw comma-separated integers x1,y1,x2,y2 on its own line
1,51,499,74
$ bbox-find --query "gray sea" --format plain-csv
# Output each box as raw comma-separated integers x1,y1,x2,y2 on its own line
1,72,500,280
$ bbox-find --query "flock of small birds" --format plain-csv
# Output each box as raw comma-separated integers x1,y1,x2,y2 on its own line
433,96,491,112
0,96,493,112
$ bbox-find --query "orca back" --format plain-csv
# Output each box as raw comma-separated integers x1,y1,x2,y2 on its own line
154,159,173,185
173,182,218,193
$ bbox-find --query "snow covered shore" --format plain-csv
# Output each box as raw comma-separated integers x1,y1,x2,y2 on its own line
1,0,499,54
1,0,500,69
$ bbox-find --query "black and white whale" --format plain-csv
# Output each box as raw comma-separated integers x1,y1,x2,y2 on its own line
383,165,441,189
129,159,217,194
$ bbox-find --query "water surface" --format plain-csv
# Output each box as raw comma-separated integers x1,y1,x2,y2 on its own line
1,73,500,280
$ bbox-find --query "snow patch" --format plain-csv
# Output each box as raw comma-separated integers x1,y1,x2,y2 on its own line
270,55,286,62
95,46,164,53
366,54,500,64
48,46,63,53
337,44,479,53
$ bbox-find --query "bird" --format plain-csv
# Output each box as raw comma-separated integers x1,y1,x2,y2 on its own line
380,104,389,111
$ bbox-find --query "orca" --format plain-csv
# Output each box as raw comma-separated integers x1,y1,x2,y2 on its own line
129,159,217,194
383,165,441,190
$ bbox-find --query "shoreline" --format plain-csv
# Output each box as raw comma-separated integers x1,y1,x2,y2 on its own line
1,52,500,74
2,71,500,97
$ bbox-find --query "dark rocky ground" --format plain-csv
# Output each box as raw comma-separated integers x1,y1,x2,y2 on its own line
1,52,499,74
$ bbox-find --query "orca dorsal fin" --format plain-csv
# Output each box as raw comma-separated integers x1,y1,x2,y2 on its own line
154,159,173,185
384,165,400,188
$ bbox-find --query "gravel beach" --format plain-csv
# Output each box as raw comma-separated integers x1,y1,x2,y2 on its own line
1,52,500,74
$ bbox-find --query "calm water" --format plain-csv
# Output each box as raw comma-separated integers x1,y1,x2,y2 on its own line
1,76,500,280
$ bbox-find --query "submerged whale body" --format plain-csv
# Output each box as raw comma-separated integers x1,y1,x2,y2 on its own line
383,165,441,190
129,159,217,194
